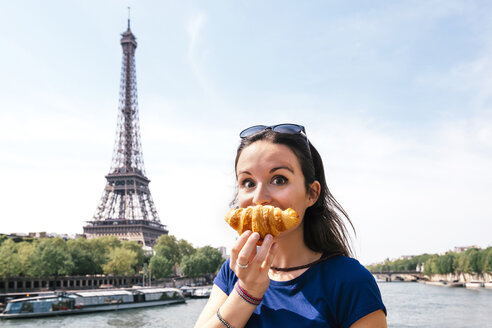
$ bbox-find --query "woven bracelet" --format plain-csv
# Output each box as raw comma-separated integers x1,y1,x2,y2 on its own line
235,282,263,306
216,308,233,328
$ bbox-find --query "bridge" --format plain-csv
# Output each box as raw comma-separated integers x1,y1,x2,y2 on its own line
370,270,423,282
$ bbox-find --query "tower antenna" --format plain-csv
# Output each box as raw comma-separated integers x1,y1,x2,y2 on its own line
128,6,131,29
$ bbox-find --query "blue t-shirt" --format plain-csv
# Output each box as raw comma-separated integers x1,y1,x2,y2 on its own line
214,256,386,328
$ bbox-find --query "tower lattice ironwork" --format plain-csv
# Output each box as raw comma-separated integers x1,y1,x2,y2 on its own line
84,19,167,247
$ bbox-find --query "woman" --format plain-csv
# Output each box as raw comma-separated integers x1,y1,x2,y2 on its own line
195,124,387,328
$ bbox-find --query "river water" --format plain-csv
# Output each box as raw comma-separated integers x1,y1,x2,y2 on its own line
1,282,491,327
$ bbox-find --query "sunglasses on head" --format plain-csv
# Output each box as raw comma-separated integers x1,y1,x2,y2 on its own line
239,124,307,138
239,123,312,159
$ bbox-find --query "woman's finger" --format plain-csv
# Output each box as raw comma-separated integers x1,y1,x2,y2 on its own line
262,242,279,269
229,230,252,270
236,232,260,268
253,234,273,265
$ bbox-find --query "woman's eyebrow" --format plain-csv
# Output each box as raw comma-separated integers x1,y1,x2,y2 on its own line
237,170,252,176
270,166,294,174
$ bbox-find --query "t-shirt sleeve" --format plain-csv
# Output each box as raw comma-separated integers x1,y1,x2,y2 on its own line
213,258,235,296
337,261,387,328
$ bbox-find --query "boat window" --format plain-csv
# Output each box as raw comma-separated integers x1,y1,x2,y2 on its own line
20,302,34,313
6,302,22,314
33,301,52,313
52,299,74,311
145,293,162,301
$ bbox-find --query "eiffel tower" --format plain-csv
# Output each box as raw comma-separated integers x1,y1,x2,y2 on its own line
83,19,168,247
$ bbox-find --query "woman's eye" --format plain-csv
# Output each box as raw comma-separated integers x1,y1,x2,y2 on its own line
241,179,256,189
272,175,288,185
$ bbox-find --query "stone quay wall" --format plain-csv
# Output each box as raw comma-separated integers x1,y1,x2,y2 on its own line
0,274,215,294
427,272,492,283
0,275,143,293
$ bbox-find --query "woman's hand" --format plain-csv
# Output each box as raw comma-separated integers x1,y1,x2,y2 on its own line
229,230,279,299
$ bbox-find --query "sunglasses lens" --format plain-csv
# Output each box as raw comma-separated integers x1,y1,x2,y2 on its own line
239,125,268,138
273,124,304,134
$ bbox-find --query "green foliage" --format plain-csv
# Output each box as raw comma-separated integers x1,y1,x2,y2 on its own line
180,253,207,278
484,247,492,272
468,248,485,274
150,255,173,278
0,234,225,279
87,237,118,272
122,240,145,270
423,256,438,275
102,247,138,276
435,253,456,274
197,246,225,274
180,246,225,278
154,235,181,265
30,238,74,277
67,238,101,275
177,239,196,258
16,242,36,276
366,247,491,277
0,239,21,278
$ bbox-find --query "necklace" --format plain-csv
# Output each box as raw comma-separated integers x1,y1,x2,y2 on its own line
270,253,337,272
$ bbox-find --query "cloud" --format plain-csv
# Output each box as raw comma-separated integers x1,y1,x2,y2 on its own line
187,12,210,91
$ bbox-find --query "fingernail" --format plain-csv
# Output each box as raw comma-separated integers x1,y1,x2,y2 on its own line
264,235,272,242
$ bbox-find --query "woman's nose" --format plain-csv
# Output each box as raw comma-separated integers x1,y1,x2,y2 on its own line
252,183,271,205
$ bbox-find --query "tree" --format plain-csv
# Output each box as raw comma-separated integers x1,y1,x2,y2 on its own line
67,238,100,275
86,236,122,273
423,257,438,276
16,242,36,277
178,239,196,259
122,240,145,271
435,253,456,274
30,238,74,277
154,235,181,265
469,248,485,275
483,247,492,273
197,246,224,274
0,239,21,278
180,253,208,278
180,246,225,277
0,235,7,246
102,247,138,276
149,255,173,278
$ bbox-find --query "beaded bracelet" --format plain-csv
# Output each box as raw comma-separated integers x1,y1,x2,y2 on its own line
234,281,263,306
216,308,233,328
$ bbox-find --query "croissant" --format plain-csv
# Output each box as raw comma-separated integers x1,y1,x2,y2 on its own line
225,205,300,242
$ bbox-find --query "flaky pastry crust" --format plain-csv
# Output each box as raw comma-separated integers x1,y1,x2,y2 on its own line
225,205,300,243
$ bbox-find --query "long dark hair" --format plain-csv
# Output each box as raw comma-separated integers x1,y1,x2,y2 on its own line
233,129,354,257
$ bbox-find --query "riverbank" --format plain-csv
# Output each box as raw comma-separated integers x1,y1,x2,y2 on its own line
425,272,492,284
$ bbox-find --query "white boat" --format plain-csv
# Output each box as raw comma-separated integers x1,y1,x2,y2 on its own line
465,281,483,289
484,281,492,289
445,280,464,288
192,287,212,298
0,287,185,319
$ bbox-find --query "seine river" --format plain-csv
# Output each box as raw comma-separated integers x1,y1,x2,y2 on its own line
1,282,491,327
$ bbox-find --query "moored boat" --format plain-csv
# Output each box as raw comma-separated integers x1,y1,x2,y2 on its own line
484,281,492,289
0,287,184,319
192,287,212,298
445,280,464,288
465,281,483,289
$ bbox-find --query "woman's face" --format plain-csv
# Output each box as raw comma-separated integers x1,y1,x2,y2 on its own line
236,140,318,221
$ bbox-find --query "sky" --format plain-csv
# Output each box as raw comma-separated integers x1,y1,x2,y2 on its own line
1,1,491,265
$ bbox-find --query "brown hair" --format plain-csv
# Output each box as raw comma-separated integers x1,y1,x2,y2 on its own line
233,129,354,257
